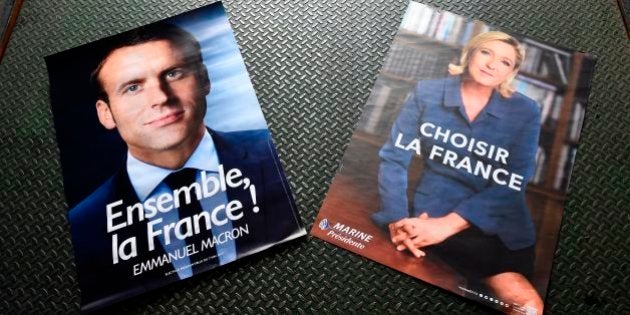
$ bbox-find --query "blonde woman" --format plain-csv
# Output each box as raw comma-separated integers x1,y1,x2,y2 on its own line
373,31,544,313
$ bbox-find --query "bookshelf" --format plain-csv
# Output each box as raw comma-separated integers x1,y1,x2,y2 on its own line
358,3,591,198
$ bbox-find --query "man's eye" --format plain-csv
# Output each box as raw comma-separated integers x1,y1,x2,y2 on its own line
165,69,184,80
125,84,140,93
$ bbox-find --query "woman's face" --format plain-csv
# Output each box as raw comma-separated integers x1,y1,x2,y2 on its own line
466,40,518,88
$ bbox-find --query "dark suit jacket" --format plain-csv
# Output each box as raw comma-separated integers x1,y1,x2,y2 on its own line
68,129,304,312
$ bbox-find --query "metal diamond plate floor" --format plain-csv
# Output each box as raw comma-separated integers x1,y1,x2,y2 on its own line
0,0,628,313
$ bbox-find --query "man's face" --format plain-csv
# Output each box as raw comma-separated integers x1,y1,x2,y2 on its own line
96,39,209,160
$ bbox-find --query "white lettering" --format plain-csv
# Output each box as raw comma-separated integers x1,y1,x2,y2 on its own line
106,200,125,233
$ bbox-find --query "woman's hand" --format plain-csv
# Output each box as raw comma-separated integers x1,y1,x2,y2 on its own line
389,218,426,258
390,212,470,258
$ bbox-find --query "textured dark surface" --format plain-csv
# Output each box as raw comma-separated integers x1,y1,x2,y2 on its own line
0,0,628,313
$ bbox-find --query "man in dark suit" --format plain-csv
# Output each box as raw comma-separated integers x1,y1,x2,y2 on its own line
67,22,304,312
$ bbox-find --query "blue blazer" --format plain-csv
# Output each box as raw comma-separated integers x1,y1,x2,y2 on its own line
68,129,304,312
372,76,540,251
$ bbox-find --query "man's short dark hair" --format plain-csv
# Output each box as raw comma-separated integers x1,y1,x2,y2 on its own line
91,22,205,103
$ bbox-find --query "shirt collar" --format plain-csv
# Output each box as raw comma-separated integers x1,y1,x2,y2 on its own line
443,75,507,119
443,75,464,108
126,129,219,201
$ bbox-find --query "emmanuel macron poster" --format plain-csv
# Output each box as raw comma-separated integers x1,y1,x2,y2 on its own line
46,2,305,312
311,2,594,314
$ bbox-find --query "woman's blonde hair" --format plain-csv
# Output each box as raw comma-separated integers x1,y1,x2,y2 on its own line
448,31,525,98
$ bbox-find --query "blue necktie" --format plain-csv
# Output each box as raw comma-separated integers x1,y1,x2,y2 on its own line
163,168,219,275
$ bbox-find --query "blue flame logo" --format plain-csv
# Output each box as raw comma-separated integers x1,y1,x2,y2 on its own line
319,218,330,230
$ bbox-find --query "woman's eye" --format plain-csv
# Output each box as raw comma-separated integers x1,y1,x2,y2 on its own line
480,49,490,55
